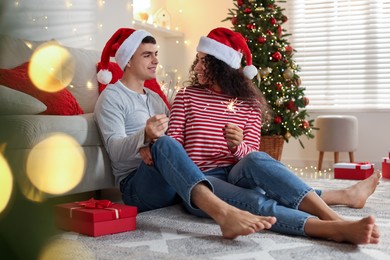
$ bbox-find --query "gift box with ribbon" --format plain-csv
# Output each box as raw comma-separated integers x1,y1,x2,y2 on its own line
55,198,137,237
333,162,374,180
382,157,390,179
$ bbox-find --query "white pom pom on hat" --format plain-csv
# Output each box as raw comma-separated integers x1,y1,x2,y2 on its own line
96,28,152,85
196,27,258,79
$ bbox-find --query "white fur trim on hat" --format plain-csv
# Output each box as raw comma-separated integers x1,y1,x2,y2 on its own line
243,65,258,79
196,36,242,69
115,30,152,70
97,69,112,85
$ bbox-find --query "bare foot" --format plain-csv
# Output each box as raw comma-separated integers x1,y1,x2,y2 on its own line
345,172,381,208
330,216,379,244
214,207,276,239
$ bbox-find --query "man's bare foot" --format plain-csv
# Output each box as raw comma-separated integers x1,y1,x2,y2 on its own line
345,172,381,208
214,207,276,239
330,216,379,244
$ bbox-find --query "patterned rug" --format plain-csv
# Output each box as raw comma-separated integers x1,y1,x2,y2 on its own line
52,178,390,260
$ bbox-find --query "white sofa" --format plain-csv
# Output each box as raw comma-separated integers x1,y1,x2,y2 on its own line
0,35,115,198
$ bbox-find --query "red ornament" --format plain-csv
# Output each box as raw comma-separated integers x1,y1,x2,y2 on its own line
231,17,237,25
275,82,282,91
286,100,295,110
271,51,282,62
237,0,244,6
247,23,255,30
277,25,282,38
281,15,288,23
268,4,274,9
244,8,252,14
270,17,277,25
257,36,266,44
285,45,293,55
301,120,310,129
303,97,310,106
274,116,282,124
267,30,273,35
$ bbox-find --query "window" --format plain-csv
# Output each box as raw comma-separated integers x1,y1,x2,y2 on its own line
284,0,390,110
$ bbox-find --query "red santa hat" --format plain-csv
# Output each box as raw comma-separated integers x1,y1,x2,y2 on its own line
97,28,152,85
196,27,258,79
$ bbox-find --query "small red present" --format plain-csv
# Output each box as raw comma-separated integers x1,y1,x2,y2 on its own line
382,157,390,179
55,198,137,237
334,162,374,180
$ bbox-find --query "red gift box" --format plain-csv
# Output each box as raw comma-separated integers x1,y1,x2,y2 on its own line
55,198,137,237
382,157,390,179
334,162,374,180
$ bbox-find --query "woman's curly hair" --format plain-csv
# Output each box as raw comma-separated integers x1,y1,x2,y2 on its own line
185,54,272,124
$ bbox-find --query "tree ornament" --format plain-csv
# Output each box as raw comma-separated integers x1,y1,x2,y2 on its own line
283,68,294,80
257,36,266,44
275,82,282,91
255,7,265,12
292,77,301,87
259,67,272,77
277,25,282,38
246,23,256,30
275,97,284,106
237,0,244,6
281,15,288,23
244,8,252,14
285,131,292,139
271,51,282,62
270,17,277,25
303,97,310,106
248,0,256,3
286,100,295,110
231,17,237,25
301,120,310,129
285,45,293,55
274,116,282,124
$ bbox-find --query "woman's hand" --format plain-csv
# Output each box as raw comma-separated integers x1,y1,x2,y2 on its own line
139,146,153,165
223,123,243,152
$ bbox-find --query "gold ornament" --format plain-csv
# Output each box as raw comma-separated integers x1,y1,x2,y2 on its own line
259,67,272,78
255,7,265,12
283,68,294,80
276,98,284,107
285,131,291,139
248,0,256,2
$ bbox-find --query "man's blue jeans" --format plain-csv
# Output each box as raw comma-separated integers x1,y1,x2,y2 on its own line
121,136,317,236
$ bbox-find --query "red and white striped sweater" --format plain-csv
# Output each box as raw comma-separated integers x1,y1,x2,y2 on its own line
168,86,262,172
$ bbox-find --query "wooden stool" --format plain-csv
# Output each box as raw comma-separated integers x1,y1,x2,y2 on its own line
315,115,358,171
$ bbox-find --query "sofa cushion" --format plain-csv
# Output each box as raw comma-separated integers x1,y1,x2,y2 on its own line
0,113,102,149
65,46,101,113
0,62,84,115
0,84,47,115
0,34,55,69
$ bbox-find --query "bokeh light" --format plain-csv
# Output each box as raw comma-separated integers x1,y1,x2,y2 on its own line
29,42,75,92
0,153,13,214
26,133,85,195
39,238,94,260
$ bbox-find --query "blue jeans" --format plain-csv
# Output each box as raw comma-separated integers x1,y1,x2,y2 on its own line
186,152,319,236
121,136,316,236
121,136,213,212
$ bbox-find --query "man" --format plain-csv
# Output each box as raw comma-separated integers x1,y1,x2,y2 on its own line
94,28,276,239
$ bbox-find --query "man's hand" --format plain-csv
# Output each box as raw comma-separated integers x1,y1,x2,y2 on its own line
140,146,153,165
145,114,169,142
223,123,243,152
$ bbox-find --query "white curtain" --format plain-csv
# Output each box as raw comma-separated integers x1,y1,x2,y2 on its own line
284,0,390,111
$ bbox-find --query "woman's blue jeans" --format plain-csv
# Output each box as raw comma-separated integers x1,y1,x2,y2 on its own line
121,136,317,236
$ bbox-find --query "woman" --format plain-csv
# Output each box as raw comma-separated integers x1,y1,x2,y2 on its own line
168,27,380,244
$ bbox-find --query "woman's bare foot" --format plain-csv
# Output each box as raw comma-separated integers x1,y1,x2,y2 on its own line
305,215,380,244
214,207,276,239
330,216,379,244
344,172,381,208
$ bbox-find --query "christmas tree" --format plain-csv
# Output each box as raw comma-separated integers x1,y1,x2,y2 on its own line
224,0,315,147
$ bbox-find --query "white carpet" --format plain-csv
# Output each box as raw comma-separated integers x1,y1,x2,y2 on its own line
53,178,390,260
